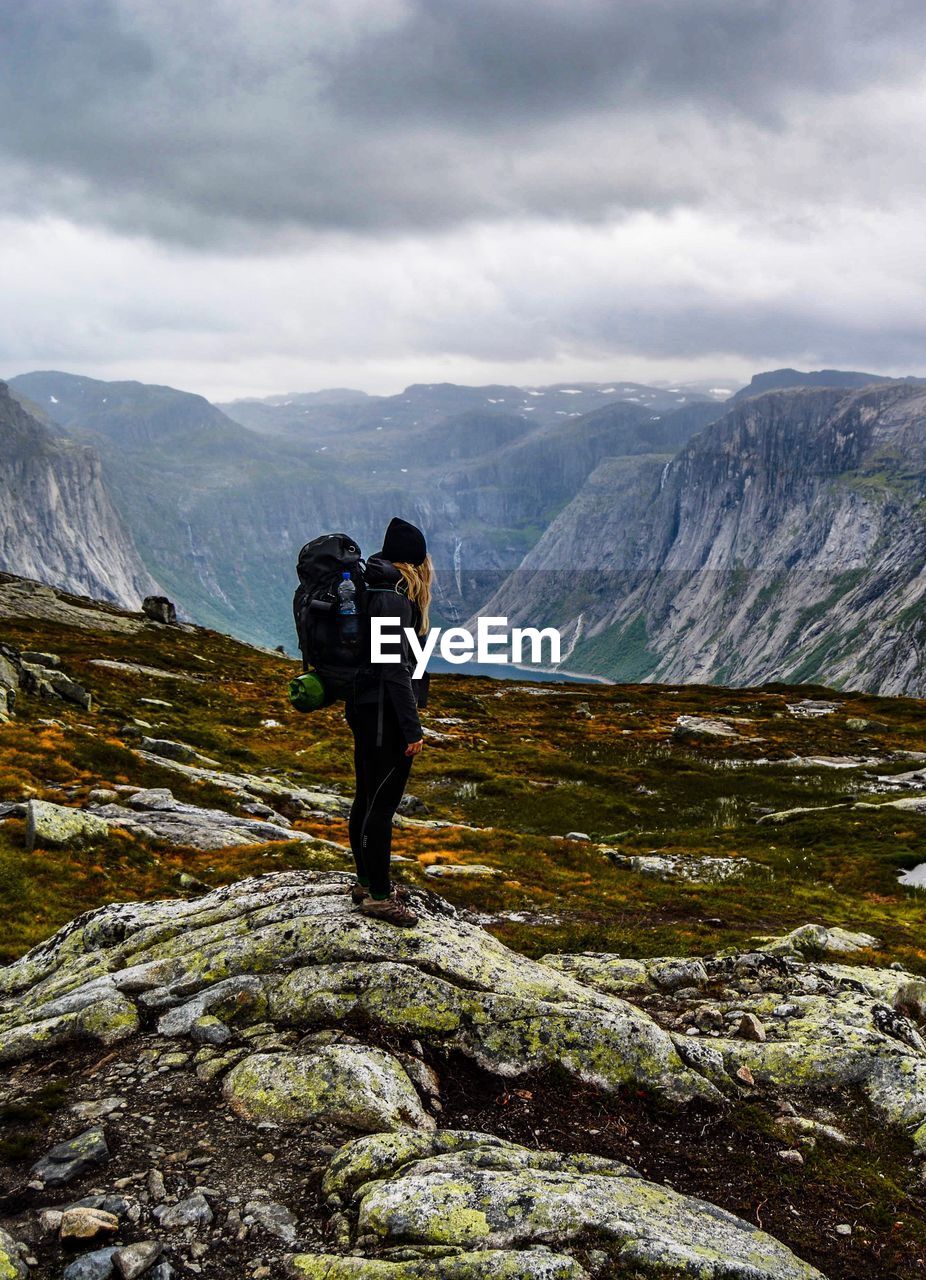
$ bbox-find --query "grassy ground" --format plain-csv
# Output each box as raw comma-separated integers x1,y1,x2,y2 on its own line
1,606,925,972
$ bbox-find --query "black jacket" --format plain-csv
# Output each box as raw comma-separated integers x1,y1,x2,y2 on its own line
350,556,430,743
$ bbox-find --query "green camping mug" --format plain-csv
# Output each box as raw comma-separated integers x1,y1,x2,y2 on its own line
288,670,326,712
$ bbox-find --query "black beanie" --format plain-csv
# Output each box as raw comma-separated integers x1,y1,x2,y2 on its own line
380,516,427,566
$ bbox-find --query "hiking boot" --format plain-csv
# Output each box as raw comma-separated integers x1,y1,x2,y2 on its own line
361,890,419,927
348,881,370,905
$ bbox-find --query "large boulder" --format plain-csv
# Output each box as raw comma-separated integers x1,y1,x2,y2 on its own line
25,800,109,851
223,1045,434,1132
141,596,178,626
289,1130,824,1279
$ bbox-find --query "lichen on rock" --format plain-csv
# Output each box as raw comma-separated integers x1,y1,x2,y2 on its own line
295,1129,824,1280
223,1045,435,1132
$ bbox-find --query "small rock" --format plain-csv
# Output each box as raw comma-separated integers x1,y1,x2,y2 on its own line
139,739,197,763
651,959,708,991
243,1200,297,1243
113,1239,163,1279
564,831,590,841
60,1208,120,1241
673,715,739,741
190,1016,232,1046
737,1013,767,1042
147,1170,166,1201
63,1249,119,1280
424,863,502,878
735,1065,756,1087
778,1149,804,1165
20,650,61,668
835,1223,852,1236
32,1129,110,1186
87,789,120,805
155,1192,213,1232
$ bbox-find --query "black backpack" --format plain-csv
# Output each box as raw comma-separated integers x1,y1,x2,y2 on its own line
292,532,368,703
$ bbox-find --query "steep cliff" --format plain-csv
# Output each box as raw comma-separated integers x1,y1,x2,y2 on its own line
482,383,926,695
9,372,718,648
0,382,160,607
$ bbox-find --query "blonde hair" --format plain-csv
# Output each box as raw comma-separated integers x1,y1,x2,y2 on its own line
394,555,433,635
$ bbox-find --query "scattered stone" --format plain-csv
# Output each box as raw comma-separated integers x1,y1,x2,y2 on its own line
735,1065,756,1086
786,700,840,718
673,715,740,740
603,849,756,883
737,1013,767,1042
62,1248,119,1280
60,1207,120,1240
70,1096,126,1121
32,1129,110,1186
20,650,60,668
778,1149,804,1165
651,959,708,991
88,789,120,805
190,1015,232,1046
835,1223,852,1236
113,1240,163,1279
564,831,590,841
243,1200,297,1242
139,738,198,763
423,862,502,878
25,800,109,851
155,1192,213,1232
142,597,178,626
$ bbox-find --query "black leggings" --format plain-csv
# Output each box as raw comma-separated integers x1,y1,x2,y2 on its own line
344,697,413,898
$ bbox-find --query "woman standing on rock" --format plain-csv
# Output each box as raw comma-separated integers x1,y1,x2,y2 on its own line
345,517,432,926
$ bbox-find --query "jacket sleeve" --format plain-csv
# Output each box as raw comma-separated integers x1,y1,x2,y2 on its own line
372,592,423,743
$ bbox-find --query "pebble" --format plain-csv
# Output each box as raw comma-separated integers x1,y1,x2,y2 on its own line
778,1149,804,1165
835,1223,852,1236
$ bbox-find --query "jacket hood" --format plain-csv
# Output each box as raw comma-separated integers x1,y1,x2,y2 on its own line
365,555,404,588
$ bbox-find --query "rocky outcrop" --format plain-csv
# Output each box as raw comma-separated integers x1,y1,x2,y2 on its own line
482,383,926,695
0,640,93,722
0,382,160,608
0,872,874,1279
0,872,715,1106
294,1130,824,1279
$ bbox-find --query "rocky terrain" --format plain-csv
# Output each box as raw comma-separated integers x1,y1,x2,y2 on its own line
0,385,160,609
1,573,926,1277
483,382,926,696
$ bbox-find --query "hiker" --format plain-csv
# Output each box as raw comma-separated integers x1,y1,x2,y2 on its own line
345,517,432,926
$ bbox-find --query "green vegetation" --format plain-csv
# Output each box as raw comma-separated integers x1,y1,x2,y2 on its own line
1,606,925,974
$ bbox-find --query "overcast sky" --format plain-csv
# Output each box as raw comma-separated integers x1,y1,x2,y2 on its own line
2,0,926,400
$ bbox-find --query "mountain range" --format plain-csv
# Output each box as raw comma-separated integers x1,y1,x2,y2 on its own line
3,365,924,694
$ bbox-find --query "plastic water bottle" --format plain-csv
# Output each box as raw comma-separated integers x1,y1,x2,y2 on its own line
337,571,359,643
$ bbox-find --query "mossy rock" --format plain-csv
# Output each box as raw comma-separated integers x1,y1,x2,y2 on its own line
223,1045,434,1133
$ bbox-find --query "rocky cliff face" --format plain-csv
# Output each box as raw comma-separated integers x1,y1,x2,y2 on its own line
0,382,160,608
482,383,926,695
8,372,719,649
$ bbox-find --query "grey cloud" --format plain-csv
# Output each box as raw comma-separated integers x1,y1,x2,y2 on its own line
1,0,925,243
